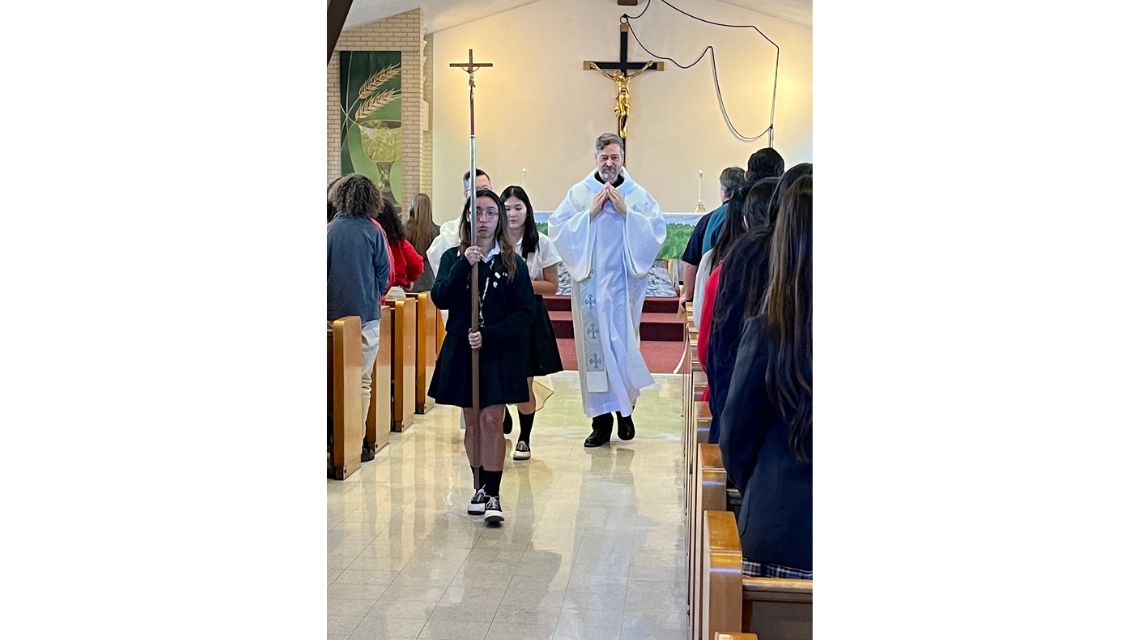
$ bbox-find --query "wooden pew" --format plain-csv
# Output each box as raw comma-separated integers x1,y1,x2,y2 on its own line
695,400,711,445
690,443,728,640
685,399,712,504
683,311,702,483
703,511,813,640
365,305,393,453
682,314,694,475
328,316,363,480
414,292,437,414
386,297,417,432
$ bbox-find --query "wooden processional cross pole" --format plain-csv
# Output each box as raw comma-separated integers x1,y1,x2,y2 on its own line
584,22,664,157
449,49,492,419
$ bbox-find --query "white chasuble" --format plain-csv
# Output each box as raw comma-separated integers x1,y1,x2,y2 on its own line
548,168,666,417
426,219,462,323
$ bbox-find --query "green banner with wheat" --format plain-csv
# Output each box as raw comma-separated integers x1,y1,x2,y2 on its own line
339,51,403,205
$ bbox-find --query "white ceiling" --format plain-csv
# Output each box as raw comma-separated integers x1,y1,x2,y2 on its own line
343,0,812,33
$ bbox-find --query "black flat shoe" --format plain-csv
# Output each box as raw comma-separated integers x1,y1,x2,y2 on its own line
361,439,375,462
617,413,635,441
584,430,611,447
584,413,614,447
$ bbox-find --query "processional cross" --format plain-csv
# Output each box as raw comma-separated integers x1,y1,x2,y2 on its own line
448,49,492,417
583,22,664,149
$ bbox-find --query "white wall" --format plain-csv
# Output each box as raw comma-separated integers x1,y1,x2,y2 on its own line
431,0,811,222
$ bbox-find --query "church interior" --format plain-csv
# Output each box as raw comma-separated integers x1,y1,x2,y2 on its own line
7,0,1133,638
327,1,812,639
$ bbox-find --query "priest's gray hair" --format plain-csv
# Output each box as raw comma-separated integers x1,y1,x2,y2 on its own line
594,133,624,156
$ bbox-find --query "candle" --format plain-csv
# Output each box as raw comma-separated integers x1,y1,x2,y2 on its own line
695,169,706,213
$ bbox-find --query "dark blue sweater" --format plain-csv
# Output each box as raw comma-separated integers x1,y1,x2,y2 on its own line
327,213,391,322
719,316,812,570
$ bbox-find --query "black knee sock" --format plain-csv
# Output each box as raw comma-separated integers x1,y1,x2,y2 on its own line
472,466,482,491
483,469,503,496
519,411,535,444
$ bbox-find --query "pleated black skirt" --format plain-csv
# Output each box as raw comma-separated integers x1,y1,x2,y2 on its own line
528,296,564,377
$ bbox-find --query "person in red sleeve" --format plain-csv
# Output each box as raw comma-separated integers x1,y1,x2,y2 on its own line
375,197,424,289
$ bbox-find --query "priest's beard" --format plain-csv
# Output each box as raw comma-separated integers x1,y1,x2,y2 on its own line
597,166,620,183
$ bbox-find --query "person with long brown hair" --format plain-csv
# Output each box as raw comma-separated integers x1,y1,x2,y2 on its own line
500,185,564,461
718,174,812,579
375,197,423,289
406,193,439,293
705,163,812,443
428,189,535,524
695,177,779,417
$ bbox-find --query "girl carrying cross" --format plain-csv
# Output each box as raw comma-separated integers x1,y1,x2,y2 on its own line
428,189,535,524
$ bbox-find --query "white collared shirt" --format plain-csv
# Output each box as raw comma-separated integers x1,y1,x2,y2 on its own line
481,241,501,264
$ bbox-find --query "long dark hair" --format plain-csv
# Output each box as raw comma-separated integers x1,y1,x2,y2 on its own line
375,197,406,244
742,177,780,232
407,193,434,254
759,175,812,462
500,185,540,258
330,174,381,218
768,163,813,227
709,181,754,267
459,189,519,281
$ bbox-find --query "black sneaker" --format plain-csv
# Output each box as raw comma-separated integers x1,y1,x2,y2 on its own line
502,410,513,435
361,438,375,462
617,413,636,441
513,441,531,460
467,487,489,515
484,496,504,523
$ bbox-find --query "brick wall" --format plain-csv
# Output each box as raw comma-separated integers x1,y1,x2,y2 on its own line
328,9,424,208
421,34,433,200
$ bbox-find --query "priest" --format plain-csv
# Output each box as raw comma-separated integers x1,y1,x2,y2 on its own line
549,133,666,447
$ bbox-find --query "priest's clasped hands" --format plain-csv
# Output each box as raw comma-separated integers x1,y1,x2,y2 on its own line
589,183,628,219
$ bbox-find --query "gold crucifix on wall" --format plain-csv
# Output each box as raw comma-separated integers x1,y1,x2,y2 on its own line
583,23,664,146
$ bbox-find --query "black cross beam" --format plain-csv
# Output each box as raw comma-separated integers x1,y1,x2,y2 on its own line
582,23,664,75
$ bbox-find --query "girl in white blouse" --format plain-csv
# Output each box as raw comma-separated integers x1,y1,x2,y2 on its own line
500,185,564,460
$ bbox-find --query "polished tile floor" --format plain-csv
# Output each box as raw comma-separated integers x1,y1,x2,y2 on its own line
328,372,689,640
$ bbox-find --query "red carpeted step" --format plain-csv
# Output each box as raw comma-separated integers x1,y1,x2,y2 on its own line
642,297,683,314
547,310,684,341
544,295,573,312
556,337,684,375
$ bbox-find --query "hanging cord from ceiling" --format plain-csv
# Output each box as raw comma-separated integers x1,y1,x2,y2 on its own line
622,0,779,145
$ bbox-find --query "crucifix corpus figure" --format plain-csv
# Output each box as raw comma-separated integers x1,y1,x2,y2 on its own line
587,61,653,140
583,23,664,145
